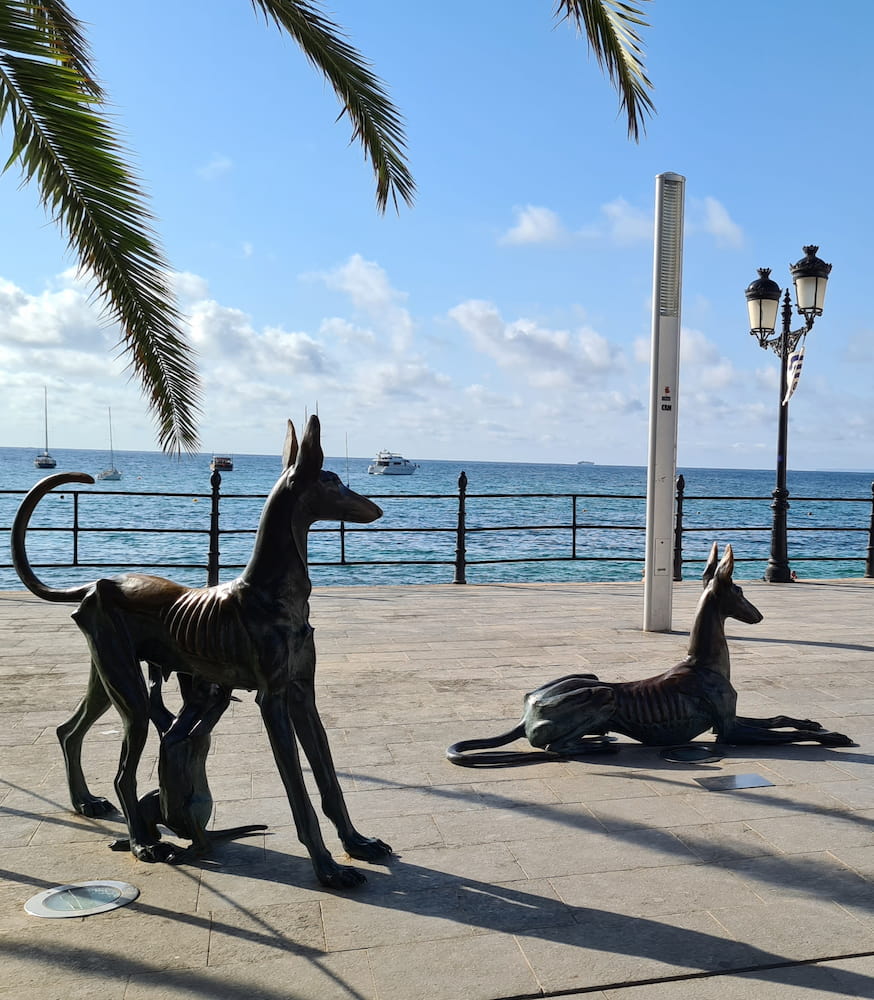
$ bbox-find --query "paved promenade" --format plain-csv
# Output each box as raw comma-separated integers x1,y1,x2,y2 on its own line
1,577,874,1000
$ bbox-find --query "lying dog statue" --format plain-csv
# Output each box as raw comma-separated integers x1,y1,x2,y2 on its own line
447,544,854,766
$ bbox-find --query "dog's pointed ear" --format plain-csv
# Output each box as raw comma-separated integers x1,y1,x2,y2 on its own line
714,543,734,585
282,420,298,470
702,542,719,586
294,414,324,480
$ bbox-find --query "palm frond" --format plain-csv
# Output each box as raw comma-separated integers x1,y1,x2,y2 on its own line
0,1,201,452
23,0,103,97
250,0,415,212
555,0,654,141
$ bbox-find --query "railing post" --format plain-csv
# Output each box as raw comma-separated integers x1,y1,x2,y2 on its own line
72,491,80,567
673,474,685,581
207,469,221,586
339,521,347,564
866,481,874,579
454,470,468,584
572,495,578,559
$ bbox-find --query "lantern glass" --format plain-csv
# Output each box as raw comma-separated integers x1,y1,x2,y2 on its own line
794,273,827,317
790,245,831,320
747,294,779,336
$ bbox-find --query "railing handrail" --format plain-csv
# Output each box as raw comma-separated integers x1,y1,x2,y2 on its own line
2,473,873,585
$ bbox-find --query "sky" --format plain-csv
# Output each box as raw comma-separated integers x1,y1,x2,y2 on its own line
2,1,873,470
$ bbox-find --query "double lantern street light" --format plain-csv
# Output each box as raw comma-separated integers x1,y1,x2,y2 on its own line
744,246,832,583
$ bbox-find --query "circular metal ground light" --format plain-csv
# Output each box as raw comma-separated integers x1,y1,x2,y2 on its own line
25,880,139,918
660,744,723,764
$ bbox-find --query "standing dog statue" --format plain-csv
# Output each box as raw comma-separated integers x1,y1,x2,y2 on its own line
12,416,391,887
446,543,853,765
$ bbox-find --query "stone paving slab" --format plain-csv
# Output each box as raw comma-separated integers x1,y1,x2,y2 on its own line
1,578,873,1000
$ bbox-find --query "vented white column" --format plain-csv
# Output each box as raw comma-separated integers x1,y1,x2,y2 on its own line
643,172,685,632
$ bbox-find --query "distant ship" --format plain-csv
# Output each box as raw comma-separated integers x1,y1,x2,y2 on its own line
368,450,418,475
210,455,234,472
577,460,595,466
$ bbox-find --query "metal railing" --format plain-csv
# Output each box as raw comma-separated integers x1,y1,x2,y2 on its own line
2,472,873,586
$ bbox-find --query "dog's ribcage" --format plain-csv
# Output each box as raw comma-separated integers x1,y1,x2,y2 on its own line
609,680,713,743
162,588,253,664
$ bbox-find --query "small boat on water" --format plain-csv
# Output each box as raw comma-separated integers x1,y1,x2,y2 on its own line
34,386,56,469
368,450,419,476
577,460,595,466
96,407,122,481
210,455,234,472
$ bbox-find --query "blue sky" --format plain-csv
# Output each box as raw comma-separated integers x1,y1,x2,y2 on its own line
1,1,872,469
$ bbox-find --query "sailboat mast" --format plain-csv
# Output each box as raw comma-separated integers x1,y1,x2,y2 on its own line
108,407,114,463
43,386,49,453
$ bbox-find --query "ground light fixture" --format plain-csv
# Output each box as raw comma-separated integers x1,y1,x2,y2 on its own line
744,246,832,582
24,880,139,918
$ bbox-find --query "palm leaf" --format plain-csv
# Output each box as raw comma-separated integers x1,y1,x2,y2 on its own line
556,0,654,141
250,0,415,212
0,1,201,452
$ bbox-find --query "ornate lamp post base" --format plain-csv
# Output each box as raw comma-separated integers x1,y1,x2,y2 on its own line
764,486,792,582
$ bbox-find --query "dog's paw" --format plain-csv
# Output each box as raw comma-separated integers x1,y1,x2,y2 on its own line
75,795,115,817
132,841,185,864
315,858,367,889
343,834,393,862
819,731,856,748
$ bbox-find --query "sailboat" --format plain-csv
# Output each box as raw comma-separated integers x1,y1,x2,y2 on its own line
96,407,122,481
34,386,57,469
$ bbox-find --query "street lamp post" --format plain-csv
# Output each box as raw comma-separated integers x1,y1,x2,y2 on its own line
744,246,832,583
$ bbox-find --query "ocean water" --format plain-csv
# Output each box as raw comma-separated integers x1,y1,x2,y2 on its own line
1,445,871,589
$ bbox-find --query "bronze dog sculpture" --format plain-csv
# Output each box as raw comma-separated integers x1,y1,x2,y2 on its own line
109,667,266,858
446,543,853,766
12,416,391,887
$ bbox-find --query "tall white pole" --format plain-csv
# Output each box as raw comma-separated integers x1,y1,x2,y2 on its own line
643,172,685,632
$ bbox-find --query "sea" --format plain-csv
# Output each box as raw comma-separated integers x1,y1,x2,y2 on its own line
1,446,872,590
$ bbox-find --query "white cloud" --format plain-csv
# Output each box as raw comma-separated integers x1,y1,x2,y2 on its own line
357,359,450,402
577,197,651,245
633,336,651,364
197,154,233,180
0,274,107,350
680,327,721,366
699,196,743,248
172,271,211,304
500,205,566,245
679,327,738,391
449,299,623,388
318,316,376,345
318,254,414,351
599,197,652,245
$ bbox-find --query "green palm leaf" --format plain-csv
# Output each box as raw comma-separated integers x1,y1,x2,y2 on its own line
556,0,654,141
0,0,201,453
250,0,415,212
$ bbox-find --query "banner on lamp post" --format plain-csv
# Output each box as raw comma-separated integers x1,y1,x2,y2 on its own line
783,337,806,405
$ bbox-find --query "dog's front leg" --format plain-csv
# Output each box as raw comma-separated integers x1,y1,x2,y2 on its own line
257,688,367,888
720,717,854,747
287,680,392,863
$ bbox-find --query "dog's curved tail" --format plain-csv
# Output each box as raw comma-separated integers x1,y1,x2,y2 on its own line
445,724,551,767
12,472,96,603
